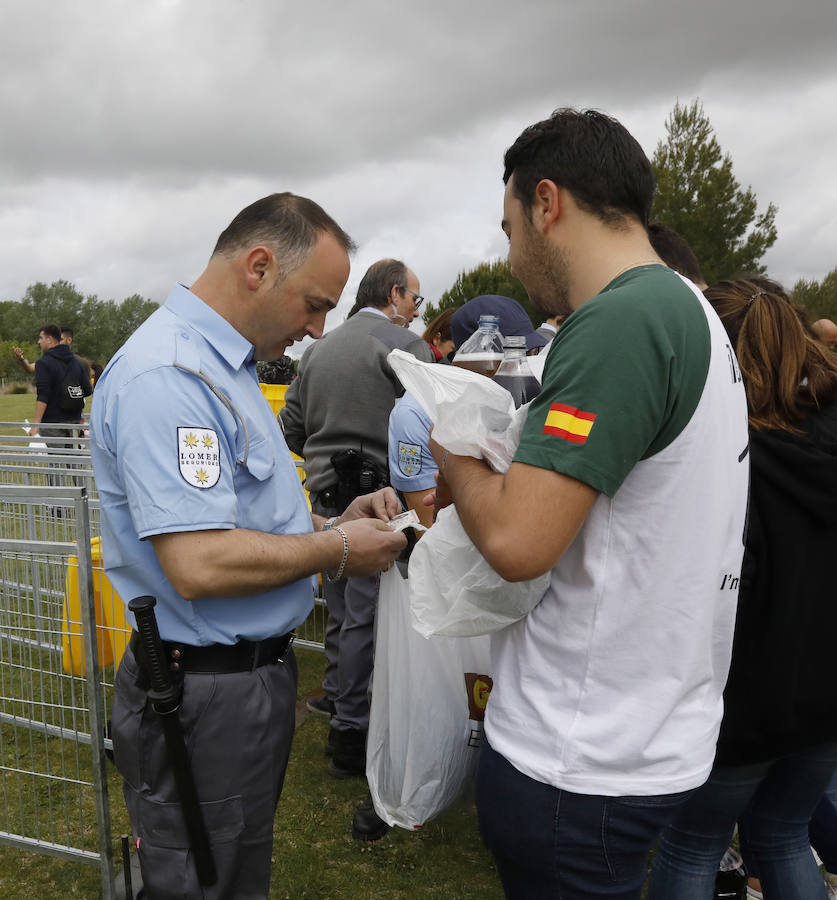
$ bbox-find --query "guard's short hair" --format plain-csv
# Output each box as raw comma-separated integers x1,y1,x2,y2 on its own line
648,222,705,286
60,326,74,339
212,192,356,276
355,259,409,310
504,108,655,228
40,324,61,342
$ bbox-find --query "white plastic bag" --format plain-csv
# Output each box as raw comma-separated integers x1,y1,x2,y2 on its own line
367,567,493,830
388,349,550,637
409,506,550,637
389,348,523,472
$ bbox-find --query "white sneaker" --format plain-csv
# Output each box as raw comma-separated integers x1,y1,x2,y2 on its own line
824,873,837,900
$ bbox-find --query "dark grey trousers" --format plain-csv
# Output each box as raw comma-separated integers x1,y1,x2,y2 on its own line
111,645,298,899
313,499,379,733
322,571,380,733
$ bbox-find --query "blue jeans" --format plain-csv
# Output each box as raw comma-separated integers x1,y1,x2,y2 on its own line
476,738,693,899
810,769,837,873
647,742,837,900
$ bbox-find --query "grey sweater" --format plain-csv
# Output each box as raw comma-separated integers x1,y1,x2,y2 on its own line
280,310,434,493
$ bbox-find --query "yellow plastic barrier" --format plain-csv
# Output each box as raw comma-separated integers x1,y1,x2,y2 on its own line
259,382,289,415
63,537,130,675
259,382,308,495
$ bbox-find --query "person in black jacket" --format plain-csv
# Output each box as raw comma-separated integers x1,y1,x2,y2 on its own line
648,276,837,899
27,323,92,444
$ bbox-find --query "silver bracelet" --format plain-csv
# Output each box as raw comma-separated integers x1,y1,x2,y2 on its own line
322,515,339,531
441,449,450,469
327,525,350,582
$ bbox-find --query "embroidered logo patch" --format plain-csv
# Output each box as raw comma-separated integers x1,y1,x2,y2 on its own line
177,427,220,488
397,442,422,477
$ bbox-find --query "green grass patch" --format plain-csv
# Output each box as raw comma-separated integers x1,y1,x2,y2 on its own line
0,391,37,438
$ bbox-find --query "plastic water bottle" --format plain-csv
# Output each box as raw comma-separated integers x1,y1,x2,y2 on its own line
452,315,504,376
492,335,541,407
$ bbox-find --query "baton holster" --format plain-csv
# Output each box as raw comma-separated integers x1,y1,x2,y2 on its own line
330,448,389,509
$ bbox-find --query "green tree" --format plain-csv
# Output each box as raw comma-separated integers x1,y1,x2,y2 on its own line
793,266,837,323
0,340,38,381
651,100,778,286
423,258,539,326
8,280,87,342
0,280,158,364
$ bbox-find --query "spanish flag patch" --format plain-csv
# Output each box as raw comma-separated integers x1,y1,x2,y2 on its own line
543,403,597,444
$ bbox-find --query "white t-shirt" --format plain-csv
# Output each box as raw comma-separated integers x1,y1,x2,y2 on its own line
486,267,749,796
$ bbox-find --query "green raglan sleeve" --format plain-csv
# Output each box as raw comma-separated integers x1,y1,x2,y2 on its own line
514,272,710,496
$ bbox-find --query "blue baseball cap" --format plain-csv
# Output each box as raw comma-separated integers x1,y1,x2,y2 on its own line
451,295,547,351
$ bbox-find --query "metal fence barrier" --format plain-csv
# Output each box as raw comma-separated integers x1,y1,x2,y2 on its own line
0,425,327,891
0,483,115,898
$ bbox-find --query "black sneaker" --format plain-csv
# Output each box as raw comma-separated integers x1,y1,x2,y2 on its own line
352,793,390,842
306,694,335,718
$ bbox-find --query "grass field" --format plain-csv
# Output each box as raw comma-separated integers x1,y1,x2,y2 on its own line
0,389,37,436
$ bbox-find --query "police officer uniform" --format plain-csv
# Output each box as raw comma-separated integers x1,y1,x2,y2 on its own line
91,283,314,898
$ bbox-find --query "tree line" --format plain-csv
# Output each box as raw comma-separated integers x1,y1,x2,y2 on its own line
0,280,158,380
423,100,837,326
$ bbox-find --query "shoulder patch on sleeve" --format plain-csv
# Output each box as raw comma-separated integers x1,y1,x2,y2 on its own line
397,442,422,477
543,403,597,444
178,427,221,488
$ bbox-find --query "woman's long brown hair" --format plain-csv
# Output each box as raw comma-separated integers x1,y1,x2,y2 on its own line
705,275,837,432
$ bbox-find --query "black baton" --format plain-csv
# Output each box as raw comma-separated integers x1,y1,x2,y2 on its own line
128,595,217,887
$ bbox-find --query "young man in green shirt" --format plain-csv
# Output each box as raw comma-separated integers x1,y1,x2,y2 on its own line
430,109,749,899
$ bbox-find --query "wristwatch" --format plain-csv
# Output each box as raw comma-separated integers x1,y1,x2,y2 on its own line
322,516,339,531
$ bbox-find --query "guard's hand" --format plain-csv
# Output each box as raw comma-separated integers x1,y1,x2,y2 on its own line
14,346,24,360
28,427,39,438
340,518,406,576
340,487,402,524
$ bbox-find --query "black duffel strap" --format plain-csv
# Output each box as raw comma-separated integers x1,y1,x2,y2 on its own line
129,631,294,674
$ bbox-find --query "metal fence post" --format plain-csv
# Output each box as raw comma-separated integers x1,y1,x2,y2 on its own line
75,486,116,899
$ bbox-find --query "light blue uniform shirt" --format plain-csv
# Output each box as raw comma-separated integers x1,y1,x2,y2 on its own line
388,392,438,492
90,283,315,645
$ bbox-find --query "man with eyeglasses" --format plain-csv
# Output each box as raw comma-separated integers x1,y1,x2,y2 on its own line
390,279,424,326
281,257,433,838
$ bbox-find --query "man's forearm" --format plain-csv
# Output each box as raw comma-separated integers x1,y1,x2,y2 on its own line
151,527,345,602
32,401,47,426
150,488,406,601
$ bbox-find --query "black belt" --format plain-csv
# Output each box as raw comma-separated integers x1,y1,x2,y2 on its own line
129,631,294,674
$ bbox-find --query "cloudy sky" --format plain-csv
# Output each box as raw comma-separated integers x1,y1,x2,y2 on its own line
1,0,835,354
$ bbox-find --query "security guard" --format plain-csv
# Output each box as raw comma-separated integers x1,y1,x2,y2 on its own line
90,193,406,899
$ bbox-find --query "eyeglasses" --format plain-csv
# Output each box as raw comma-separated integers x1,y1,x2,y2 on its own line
398,287,424,311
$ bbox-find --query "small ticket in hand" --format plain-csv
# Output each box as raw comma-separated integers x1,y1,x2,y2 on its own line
387,509,423,533
388,508,426,564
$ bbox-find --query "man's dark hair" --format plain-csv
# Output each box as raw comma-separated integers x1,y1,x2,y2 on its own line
212,192,356,275
40,324,61,342
354,259,409,310
60,326,74,339
503,108,655,228
648,222,705,286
